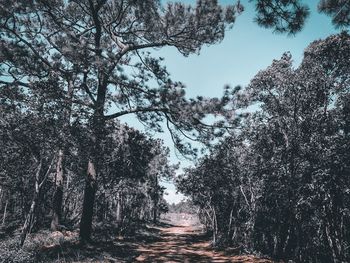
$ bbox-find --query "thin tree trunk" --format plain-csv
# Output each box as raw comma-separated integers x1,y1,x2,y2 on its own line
62,170,70,221
20,160,42,246
153,175,158,224
0,188,3,211
228,208,233,240
79,159,97,242
153,204,158,224
116,192,122,224
2,200,8,226
210,206,218,245
51,149,64,231
326,224,339,263
20,156,55,247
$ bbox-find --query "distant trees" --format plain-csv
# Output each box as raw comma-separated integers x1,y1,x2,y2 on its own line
177,32,350,263
167,200,197,214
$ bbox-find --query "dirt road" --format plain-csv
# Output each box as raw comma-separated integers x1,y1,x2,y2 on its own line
33,217,275,262
134,224,273,263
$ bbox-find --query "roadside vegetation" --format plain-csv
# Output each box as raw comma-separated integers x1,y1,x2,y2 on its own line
177,33,350,262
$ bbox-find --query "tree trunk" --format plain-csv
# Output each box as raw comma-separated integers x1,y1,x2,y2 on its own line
20,160,42,247
228,208,233,240
79,159,97,242
211,206,218,246
20,197,37,246
116,192,122,224
153,204,158,224
0,188,3,211
2,200,8,226
78,60,107,241
51,149,64,231
152,175,158,224
20,156,55,246
326,224,339,263
50,79,74,230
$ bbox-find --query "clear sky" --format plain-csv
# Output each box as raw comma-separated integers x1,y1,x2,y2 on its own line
121,0,340,204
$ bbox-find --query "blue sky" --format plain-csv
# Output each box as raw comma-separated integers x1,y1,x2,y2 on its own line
121,0,340,204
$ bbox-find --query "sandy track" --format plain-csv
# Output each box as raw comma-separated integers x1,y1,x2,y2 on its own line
134,224,274,263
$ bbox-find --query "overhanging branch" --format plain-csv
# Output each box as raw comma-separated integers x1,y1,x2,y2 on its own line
104,107,168,120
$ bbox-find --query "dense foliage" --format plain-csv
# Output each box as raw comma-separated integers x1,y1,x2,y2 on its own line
252,0,349,34
167,200,197,214
0,0,239,242
0,86,174,236
177,32,350,263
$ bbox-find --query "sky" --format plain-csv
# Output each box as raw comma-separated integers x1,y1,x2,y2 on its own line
120,0,340,204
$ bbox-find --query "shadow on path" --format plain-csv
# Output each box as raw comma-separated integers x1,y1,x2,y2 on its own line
33,221,275,262
134,224,274,263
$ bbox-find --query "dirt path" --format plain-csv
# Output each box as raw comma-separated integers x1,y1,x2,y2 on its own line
31,218,275,262
134,224,273,263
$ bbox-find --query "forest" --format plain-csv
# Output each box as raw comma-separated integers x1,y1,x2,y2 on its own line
0,0,349,262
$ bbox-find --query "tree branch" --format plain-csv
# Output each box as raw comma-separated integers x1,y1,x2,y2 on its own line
104,107,168,120
1,26,67,76
0,80,30,88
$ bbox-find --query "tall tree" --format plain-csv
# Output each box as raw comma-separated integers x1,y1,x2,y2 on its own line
0,0,240,241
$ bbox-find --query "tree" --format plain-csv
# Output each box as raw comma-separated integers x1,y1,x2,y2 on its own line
177,32,350,262
1,0,348,243
318,0,350,28
0,85,176,245
1,0,241,241
0,79,63,245
252,0,310,34
252,0,349,34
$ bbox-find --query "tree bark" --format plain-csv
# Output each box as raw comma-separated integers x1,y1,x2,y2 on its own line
51,149,64,231
79,159,97,242
116,192,122,224
79,63,107,240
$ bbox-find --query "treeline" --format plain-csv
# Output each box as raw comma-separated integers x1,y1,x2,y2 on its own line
0,87,172,242
167,200,197,214
177,33,350,263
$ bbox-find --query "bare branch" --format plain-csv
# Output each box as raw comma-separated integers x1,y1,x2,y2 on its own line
104,107,168,120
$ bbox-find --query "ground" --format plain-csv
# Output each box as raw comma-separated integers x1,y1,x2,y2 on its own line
1,214,276,262
134,223,273,263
